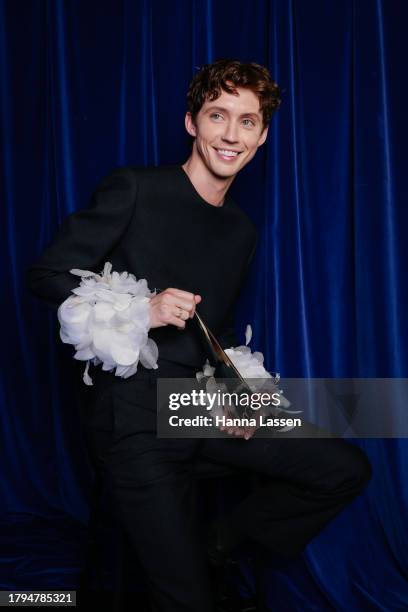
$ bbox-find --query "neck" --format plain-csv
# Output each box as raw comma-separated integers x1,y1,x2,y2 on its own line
182,145,235,207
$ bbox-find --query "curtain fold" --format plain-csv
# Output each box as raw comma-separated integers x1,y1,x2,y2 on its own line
1,0,407,607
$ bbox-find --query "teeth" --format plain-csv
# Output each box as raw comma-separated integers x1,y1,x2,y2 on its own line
217,149,239,157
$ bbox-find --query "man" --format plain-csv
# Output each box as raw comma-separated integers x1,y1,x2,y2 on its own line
27,59,372,612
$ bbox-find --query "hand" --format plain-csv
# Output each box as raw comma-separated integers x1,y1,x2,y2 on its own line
148,288,202,330
218,406,262,441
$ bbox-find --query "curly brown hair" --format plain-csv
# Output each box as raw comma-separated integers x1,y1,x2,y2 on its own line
187,59,282,128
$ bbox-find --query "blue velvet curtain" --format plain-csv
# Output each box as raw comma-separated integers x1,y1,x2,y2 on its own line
1,0,407,608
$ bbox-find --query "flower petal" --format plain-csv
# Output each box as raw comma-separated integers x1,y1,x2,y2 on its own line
245,324,252,346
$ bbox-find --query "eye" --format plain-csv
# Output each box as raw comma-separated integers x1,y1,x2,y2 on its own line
210,112,223,120
242,118,255,127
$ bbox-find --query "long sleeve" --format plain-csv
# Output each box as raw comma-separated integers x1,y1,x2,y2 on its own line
26,167,138,309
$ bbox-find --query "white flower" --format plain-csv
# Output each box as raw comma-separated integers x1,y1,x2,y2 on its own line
196,324,291,410
58,262,158,385
225,345,271,383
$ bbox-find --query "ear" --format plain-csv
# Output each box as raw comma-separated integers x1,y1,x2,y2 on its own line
185,112,197,138
257,125,269,147
184,111,197,138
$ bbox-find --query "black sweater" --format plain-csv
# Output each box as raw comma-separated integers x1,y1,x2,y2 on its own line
27,164,258,368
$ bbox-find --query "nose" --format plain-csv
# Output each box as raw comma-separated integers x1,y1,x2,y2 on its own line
221,120,239,144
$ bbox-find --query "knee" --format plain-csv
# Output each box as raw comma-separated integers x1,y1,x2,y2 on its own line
341,444,373,493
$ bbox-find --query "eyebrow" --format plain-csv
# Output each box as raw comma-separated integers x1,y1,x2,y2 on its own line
204,106,261,120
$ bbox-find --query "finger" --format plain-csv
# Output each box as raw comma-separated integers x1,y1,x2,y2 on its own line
189,294,202,318
244,427,257,440
162,289,202,317
189,297,201,318
161,293,197,315
150,301,187,329
173,307,189,321
228,427,244,437
165,314,187,329
163,288,199,305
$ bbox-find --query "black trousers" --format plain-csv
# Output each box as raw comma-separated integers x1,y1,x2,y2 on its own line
84,358,372,612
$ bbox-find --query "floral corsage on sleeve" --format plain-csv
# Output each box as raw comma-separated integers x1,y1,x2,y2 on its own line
57,262,158,385
196,324,299,427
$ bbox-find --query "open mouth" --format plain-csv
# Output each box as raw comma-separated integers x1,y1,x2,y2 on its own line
214,148,243,161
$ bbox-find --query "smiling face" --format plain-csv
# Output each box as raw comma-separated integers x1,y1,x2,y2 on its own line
184,85,269,180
